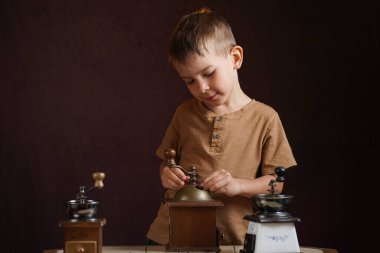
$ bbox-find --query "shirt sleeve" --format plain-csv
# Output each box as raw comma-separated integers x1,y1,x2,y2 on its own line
155,109,181,161
261,112,297,175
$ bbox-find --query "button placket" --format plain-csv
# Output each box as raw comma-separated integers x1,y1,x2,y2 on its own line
210,116,224,153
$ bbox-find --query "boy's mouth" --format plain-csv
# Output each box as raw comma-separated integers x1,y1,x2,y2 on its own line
205,93,217,101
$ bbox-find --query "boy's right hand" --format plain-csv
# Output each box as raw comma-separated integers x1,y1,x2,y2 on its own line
160,166,189,190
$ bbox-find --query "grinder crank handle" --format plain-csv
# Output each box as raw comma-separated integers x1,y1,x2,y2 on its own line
164,148,198,185
85,172,106,194
268,167,286,195
275,166,286,182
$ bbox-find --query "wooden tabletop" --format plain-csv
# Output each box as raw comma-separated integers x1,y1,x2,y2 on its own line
43,245,338,253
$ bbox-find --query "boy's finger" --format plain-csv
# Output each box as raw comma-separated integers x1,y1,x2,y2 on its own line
202,171,218,183
202,170,223,187
167,177,185,188
170,167,188,180
208,178,228,193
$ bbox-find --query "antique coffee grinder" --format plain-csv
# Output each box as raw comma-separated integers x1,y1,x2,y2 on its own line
60,172,106,253
164,149,224,252
240,167,300,253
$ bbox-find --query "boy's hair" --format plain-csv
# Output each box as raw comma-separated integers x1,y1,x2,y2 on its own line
168,8,236,65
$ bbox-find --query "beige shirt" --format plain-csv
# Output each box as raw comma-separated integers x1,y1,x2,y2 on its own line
147,99,297,245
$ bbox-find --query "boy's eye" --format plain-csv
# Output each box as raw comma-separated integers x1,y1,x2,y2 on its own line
204,71,215,77
184,79,194,85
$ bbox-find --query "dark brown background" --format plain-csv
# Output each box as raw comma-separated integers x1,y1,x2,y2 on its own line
0,1,376,253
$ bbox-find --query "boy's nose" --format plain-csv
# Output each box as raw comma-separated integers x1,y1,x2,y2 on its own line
199,80,210,94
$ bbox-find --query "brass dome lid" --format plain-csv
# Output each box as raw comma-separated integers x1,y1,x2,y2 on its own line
173,185,213,202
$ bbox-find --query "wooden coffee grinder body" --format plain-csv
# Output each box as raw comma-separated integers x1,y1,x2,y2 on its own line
166,200,223,252
60,219,106,253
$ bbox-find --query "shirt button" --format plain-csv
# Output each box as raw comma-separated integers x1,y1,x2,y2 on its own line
212,133,220,139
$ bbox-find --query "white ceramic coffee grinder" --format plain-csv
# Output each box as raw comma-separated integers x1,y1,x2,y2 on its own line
240,167,300,253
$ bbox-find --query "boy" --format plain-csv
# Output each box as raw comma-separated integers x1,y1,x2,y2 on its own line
147,8,297,245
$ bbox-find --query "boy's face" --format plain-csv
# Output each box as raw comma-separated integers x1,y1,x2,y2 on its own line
173,46,243,111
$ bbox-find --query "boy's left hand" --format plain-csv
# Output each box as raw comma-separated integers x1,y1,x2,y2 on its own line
200,169,241,197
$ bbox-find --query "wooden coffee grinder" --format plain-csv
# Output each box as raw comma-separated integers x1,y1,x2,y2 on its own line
60,172,106,253
164,149,224,252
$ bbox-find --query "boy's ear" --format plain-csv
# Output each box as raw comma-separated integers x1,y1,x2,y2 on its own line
230,46,243,69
